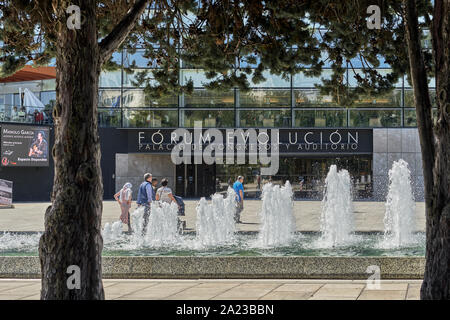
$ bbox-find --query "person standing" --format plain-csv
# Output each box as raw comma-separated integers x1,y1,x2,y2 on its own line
33,109,40,124
155,178,178,205
11,106,18,121
136,173,153,235
233,176,244,223
114,183,133,232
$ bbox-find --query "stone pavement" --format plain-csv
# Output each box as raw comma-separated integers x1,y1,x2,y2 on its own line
0,200,426,232
0,279,422,300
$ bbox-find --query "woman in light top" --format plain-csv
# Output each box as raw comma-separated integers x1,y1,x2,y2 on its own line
155,178,177,205
114,182,133,232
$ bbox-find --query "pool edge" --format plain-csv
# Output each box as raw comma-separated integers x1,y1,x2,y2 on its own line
0,256,425,279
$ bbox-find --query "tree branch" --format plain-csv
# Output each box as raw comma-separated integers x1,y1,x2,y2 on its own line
98,0,150,65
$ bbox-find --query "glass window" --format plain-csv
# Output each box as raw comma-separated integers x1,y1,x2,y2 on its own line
294,89,338,108
122,89,178,108
246,70,291,88
293,69,333,88
404,89,436,108
184,90,234,108
14,93,20,106
240,89,290,108
122,69,158,87
40,91,56,110
1,93,13,105
404,109,417,127
98,108,121,127
100,70,121,87
349,109,401,127
98,90,121,108
182,110,234,127
110,51,122,66
239,109,291,127
294,110,346,127
123,49,155,68
123,109,178,128
180,69,218,87
41,79,56,91
353,90,402,108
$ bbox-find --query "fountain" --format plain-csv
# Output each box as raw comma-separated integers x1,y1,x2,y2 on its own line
256,181,296,247
114,202,182,247
0,232,42,252
318,165,355,247
130,206,146,244
382,159,416,248
102,220,123,243
196,187,236,247
0,171,425,261
144,202,180,246
0,166,428,281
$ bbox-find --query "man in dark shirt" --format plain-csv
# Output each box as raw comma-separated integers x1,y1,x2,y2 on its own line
137,173,153,235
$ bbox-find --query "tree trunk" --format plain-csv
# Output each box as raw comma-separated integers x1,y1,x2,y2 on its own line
420,0,450,300
404,0,450,299
39,0,104,299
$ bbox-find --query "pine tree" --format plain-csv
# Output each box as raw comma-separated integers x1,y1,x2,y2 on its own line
1,0,448,299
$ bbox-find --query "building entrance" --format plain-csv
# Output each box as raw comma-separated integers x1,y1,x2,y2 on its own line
175,155,372,199
175,163,216,198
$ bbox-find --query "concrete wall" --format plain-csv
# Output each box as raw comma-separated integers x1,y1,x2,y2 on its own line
372,128,424,201
115,154,176,199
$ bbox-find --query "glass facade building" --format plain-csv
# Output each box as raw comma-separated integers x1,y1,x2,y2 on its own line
0,46,430,201
0,47,436,129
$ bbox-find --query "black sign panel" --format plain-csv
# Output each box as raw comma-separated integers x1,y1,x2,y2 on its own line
128,128,373,154
1,125,50,167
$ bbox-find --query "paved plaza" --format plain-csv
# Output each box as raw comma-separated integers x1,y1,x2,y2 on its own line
0,200,426,232
0,279,422,300
0,200,426,301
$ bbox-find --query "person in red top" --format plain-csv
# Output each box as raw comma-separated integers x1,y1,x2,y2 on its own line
34,109,40,124
38,111,44,124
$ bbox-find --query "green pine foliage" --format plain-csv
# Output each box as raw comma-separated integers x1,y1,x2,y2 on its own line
0,0,433,105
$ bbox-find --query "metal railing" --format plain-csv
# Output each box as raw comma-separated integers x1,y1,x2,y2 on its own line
0,104,53,125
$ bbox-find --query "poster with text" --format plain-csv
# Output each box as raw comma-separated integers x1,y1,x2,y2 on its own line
1,125,49,167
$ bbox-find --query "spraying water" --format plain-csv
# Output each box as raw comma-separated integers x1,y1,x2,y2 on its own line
102,221,123,243
0,232,42,252
196,187,236,247
127,202,180,247
382,159,416,247
145,202,180,246
256,181,296,247
130,206,146,244
319,165,355,247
